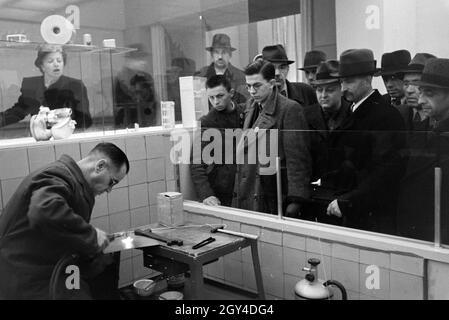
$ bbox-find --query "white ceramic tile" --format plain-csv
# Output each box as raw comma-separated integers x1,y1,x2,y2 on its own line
0,148,29,180
282,232,306,251
331,258,360,292
390,253,424,276
0,183,3,210
359,249,390,269
90,215,110,233
148,181,166,205
428,260,449,300
283,274,299,300
346,290,360,301
260,228,282,245
147,158,165,182
125,136,147,161
91,193,108,218
306,237,331,256
130,207,151,229
145,135,166,159
261,267,284,298
332,244,359,263
359,293,381,300
80,141,98,158
128,160,147,185
55,143,81,161
260,243,283,272
109,211,131,233
242,262,257,291
165,161,176,180
27,145,56,172
224,258,243,286
166,180,178,192
108,187,129,214
1,178,23,205
149,205,158,224
283,247,307,277
129,183,149,209
359,264,390,300
390,271,423,300
119,258,133,287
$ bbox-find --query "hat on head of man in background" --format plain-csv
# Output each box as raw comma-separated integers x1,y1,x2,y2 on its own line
298,50,327,71
380,50,411,76
312,60,340,86
205,33,237,52
262,44,295,65
336,48,378,78
416,58,449,89
403,53,437,75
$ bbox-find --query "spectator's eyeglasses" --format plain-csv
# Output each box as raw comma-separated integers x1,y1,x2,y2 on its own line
246,82,265,91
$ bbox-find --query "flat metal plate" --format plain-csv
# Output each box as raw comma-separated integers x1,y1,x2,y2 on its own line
103,233,160,254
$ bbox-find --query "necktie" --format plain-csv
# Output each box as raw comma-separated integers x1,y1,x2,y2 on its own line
413,112,421,123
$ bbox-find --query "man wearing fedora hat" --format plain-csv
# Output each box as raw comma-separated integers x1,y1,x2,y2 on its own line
197,33,248,104
261,44,317,107
325,49,407,234
298,50,327,85
301,60,352,225
380,50,411,106
395,58,449,242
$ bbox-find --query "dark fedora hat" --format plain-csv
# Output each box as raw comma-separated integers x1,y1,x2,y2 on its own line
337,49,378,78
262,44,294,65
416,58,449,89
312,60,340,85
403,53,437,74
380,50,411,76
298,50,327,71
205,33,236,52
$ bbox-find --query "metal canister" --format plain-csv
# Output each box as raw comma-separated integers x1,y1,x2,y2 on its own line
83,33,92,45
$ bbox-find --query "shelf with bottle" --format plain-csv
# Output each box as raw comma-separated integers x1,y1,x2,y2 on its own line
0,39,137,55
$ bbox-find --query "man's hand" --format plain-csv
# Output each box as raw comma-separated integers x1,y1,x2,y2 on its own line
327,200,342,218
203,196,221,206
285,203,302,218
95,228,110,251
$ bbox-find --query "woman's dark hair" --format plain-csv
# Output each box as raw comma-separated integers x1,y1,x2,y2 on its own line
89,142,130,174
34,44,67,73
206,75,232,92
244,60,275,81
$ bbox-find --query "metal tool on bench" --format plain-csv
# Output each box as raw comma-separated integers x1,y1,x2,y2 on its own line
210,226,258,240
134,228,184,246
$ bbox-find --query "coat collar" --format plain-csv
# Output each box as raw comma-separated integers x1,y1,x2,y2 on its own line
243,88,279,129
205,63,237,80
58,154,95,208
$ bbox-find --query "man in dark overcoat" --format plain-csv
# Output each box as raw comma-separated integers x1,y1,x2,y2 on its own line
324,49,407,235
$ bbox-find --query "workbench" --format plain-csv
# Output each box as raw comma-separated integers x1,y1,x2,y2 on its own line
139,224,265,300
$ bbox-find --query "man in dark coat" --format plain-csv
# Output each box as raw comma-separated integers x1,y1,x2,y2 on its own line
302,60,351,225
232,61,311,217
190,75,245,207
397,58,449,242
261,45,317,107
0,143,129,299
196,33,249,104
325,49,407,235
380,50,411,106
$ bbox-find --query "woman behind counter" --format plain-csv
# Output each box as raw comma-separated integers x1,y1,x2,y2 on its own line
0,44,92,130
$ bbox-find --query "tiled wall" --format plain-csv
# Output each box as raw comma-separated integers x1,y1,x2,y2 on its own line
0,132,178,288
186,212,429,300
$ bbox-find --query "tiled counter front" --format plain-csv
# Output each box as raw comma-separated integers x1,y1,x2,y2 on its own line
184,203,449,300
0,132,178,288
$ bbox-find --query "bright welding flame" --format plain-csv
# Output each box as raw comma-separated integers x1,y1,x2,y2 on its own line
121,236,134,249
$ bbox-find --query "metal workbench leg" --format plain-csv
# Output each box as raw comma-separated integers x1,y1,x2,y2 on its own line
189,262,204,300
250,240,265,300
